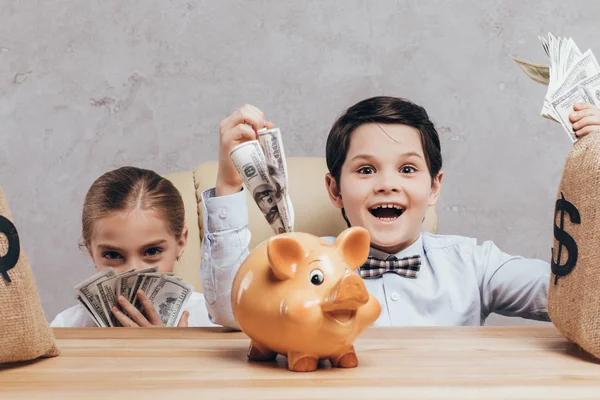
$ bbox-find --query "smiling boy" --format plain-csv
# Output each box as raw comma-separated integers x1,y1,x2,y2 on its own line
199,97,600,329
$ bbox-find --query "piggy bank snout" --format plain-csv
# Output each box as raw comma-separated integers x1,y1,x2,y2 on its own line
321,271,369,312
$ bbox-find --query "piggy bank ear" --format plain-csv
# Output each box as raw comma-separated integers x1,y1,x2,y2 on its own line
267,235,307,280
334,227,371,269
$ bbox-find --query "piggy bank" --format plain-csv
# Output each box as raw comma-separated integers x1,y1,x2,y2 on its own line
231,226,381,372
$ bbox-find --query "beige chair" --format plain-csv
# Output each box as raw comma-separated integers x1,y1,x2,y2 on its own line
165,157,438,292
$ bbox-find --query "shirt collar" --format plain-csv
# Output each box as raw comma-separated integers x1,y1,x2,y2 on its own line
368,232,424,260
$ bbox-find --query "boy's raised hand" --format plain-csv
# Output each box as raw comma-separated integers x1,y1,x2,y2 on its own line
570,103,600,138
112,290,190,328
216,104,274,196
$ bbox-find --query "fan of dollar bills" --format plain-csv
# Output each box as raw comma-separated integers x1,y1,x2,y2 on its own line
74,266,193,327
230,127,295,234
512,32,600,142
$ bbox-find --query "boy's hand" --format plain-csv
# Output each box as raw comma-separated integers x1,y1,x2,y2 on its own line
112,290,190,328
570,103,600,138
216,104,274,196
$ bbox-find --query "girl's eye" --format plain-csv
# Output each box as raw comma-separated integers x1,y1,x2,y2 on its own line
102,251,122,260
144,247,163,257
357,166,376,174
400,165,417,174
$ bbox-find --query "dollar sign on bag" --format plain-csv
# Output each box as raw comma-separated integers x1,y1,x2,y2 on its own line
551,193,580,284
0,215,20,283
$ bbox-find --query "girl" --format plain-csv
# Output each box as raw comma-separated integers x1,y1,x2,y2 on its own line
51,166,217,328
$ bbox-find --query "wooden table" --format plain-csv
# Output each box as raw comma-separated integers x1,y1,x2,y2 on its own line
2,327,600,399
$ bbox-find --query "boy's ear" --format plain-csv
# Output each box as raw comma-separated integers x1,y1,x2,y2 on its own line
177,227,189,258
325,173,344,209
428,170,444,207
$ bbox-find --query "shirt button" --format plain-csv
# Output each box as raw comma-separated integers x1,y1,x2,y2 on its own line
390,292,400,301
203,252,209,260
219,209,228,219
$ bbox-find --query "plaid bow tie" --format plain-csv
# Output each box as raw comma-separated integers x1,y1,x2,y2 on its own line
358,255,421,279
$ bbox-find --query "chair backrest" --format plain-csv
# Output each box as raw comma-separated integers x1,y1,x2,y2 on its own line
165,157,438,292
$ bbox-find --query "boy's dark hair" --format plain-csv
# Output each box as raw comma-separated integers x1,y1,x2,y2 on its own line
325,96,443,225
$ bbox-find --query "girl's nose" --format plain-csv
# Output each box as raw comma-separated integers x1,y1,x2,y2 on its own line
125,259,145,272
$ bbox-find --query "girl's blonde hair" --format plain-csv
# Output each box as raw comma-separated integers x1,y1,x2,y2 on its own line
82,166,185,245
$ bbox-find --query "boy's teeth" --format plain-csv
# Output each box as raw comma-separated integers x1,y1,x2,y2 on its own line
369,204,404,219
374,204,400,209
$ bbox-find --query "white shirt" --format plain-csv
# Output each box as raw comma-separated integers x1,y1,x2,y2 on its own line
200,188,551,330
50,291,219,327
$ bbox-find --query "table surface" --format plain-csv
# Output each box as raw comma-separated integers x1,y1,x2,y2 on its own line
2,326,600,399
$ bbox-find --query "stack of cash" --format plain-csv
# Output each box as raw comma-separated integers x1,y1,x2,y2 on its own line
74,266,193,327
512,33,600,142
229,127,295,234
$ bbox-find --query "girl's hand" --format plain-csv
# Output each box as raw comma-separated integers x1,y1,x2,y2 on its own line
112,290,190,327
570,103,600,138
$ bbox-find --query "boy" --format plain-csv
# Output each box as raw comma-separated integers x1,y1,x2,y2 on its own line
200,97,600,329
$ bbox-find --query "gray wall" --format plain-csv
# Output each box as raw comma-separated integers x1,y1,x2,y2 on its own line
1,0,593,325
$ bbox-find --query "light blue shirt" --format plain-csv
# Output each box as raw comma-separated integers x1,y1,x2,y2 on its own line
200,188,550,330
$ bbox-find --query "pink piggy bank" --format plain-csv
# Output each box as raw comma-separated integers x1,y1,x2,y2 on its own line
231,226,381,372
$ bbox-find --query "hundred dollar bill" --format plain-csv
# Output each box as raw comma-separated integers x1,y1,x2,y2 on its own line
76,294,101,326
230,140,287,234
97,273,124,327
128,274,146,304
96,268,139,327
511,55,549,85
117,269,142,302
127,271,170,304
551,75,600,142
515,33,600,141
542,49,600,122
146,275,193,327
131,273,167,312
75,267,189,327
74,268,117,328
549,49,600,102
118,266,158,302
258,128,295,232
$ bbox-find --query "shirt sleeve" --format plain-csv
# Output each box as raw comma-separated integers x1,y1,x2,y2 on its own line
200,187,250,330
49,305,97,327
50,313,65,327
184,292,222,327
475,239,551,322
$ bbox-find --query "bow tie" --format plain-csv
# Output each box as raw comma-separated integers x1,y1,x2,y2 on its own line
358,255,421,279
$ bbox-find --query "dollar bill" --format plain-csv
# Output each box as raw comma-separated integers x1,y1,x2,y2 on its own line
511,55,549,85
551,75,600,142
128,272,170,304
75,267,191,328
117,267,153,302
76,294,101,327
258,128,295,232
514,33,600,141
131,273,165,312
563,38,583,75
74,268,117,328
96,274,123,327
549,49,600,102
542,49,600,122
146,275,193,327
230,140,288,234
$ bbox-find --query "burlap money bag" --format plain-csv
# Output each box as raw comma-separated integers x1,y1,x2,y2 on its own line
548,134,600,358
0,186,59,364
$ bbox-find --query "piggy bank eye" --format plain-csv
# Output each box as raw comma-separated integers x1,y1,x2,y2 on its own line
309,269,324,285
